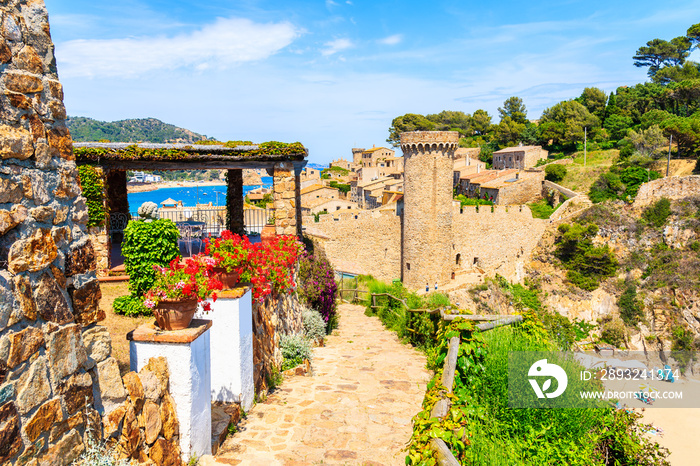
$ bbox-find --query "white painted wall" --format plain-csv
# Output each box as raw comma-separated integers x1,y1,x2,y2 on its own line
195,290,255,411
130,332,212,459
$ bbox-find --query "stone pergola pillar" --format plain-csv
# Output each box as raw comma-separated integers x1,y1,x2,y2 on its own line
105,169,129,216
272,162,301,236
226,169,245,235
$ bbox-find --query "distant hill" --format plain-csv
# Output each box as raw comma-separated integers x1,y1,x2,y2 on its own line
67,116,209,143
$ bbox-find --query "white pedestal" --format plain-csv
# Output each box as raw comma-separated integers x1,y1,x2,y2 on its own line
129,320,212,460
195,287,254,411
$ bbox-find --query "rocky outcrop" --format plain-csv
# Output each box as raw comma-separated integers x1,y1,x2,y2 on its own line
242,169,263,186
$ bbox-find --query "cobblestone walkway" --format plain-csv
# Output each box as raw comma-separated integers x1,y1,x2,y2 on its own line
207,303,431,465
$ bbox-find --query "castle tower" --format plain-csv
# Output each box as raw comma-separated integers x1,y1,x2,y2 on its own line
351,148,364,165
400,131,459,289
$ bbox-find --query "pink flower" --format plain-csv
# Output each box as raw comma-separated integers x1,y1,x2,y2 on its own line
144,299,156,309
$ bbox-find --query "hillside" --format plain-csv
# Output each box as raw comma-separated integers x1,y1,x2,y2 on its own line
67,116,209,143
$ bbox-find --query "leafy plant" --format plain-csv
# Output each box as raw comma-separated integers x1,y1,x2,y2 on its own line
529,198,563,219
554,222,618,291
617,283,644,325
297,253,338,330
112,295,151,317
122,218,181,297
642,197,672,227
204,230,253,274
302,307,327,342
573,319,596,340
600,318,626,347
143,256,224,312
545,163,567,182
77,165,107,227
280,333,312,371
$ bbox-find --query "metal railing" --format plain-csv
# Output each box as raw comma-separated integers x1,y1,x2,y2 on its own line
123,207,274,238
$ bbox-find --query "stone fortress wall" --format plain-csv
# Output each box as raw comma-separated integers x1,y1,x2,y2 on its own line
303,210,401,282
303,203,547,285
451,204,547,283
0,2,182,464
303,131,549,289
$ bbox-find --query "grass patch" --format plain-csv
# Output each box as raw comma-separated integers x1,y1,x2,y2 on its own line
528,199,564,219
558,149,617,193
99,281,152,375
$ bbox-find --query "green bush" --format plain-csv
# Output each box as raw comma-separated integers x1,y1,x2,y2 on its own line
642,197,672,227
329,180,351,194
555,223,618,291
112,295,151,316
617,283,644,325
454,194,493,207
302,307,327,342
544,163,567,182
77,165,106,227
280,333,312,371
122,218,180,297
601,319,626,347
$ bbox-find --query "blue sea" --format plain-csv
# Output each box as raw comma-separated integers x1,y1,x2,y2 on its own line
128,176,273,210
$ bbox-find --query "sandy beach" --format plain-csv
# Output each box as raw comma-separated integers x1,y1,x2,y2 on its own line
127,179,265,193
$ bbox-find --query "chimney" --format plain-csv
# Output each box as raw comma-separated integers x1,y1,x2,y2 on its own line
477,164,480,173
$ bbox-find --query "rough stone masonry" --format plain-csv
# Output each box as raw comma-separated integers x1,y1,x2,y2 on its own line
0,1,181,464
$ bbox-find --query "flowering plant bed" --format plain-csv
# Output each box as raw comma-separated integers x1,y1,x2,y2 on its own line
249,235,304,302
205,231,253,275
204,230,304,302
144,257,224,313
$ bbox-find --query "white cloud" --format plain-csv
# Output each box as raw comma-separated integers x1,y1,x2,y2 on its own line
321,38,353,56
55,17,300,78
377,34,403,46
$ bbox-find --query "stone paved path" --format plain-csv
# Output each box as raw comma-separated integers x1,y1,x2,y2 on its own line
204,303,431,465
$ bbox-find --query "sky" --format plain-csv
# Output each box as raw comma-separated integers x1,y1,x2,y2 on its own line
43,0,700,165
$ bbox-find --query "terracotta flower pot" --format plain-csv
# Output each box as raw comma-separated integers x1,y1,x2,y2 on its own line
154,297,198,331
211,267,240,290
261,224,276,244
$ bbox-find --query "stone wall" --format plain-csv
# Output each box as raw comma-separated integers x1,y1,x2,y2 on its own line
102,357,182,464
483,171,544,205
272,162,301,236
0,3,183,465
303,205,547,286
303,210,402,282
451,205,547,282
633,175,700,208
0,1,108,463
252,291,304,397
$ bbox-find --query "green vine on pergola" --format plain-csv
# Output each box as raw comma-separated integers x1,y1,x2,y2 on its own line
74,141,307,163
74,140,307,229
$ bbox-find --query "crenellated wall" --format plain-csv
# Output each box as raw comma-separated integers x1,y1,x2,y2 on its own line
451,204,547,281
303,204,547,286
303,210,402,282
